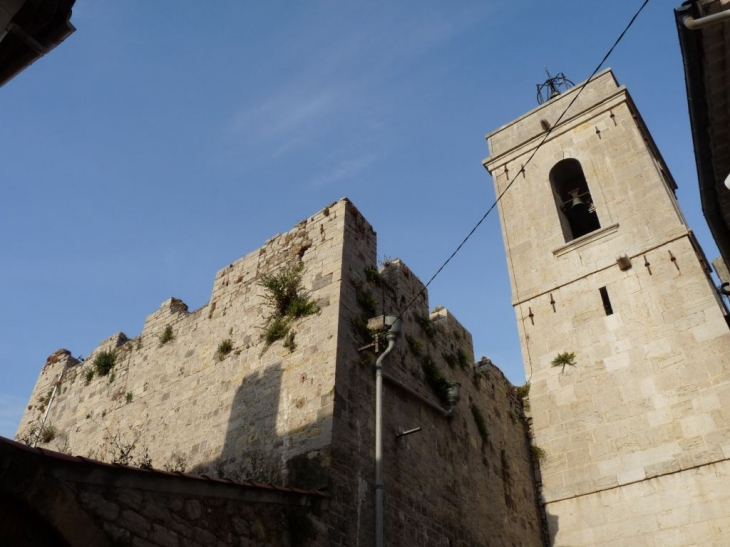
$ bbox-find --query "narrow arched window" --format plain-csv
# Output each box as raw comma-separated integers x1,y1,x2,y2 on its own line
550,159,601,242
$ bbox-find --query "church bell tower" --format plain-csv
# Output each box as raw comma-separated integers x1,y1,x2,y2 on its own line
484,69,730,546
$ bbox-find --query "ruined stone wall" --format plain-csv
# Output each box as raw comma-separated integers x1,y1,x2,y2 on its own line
485,69,730,546
16,199,353,486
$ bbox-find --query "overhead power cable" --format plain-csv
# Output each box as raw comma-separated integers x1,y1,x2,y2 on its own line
394,0,651,321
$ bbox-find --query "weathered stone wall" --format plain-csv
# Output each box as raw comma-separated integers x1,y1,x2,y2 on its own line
17,199,352,486
71,474,327,547
485,69,730,545
0,437,328,547
328,203,544,546
17,198,545,546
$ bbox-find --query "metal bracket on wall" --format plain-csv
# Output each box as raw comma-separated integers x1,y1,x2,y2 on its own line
396,427,422,439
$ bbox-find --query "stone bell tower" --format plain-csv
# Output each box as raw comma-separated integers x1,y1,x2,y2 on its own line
484,69,730,546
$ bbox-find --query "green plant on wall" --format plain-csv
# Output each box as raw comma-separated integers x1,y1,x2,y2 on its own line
40,424,57,444
442,351,457,369
551,351,576,373
456,349,470,369
414,313,435,338
163,452,188,473
283,331,297,352
363,265,382,286
470,401,489,445
406,334,423,356
514,382,531,399
216,339,234,361
350,278,379,347
92,350,116,377
264,316,290,347
260,263,318,318
260,263,319,350
354,281,378,317
421,355,449,403
159,325,174,346
531,445,547,461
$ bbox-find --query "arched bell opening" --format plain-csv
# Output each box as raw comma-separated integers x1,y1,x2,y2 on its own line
550,159,601,242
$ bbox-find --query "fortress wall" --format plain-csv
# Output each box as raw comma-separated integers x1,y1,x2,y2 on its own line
16,199,354,485
16,198,545,546
327,223,545,546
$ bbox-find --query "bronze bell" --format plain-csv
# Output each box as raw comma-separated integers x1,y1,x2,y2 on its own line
569,189,588,213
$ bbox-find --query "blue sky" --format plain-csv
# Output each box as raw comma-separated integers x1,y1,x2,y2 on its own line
0,1,713,438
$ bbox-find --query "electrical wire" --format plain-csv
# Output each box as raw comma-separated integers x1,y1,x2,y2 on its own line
394,0,651,323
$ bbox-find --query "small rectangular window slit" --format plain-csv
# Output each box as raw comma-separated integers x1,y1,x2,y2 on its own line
599,287,613,316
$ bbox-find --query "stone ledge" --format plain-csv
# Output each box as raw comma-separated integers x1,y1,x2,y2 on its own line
552,223,620,257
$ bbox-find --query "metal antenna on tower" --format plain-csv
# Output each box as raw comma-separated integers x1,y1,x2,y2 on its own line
536,67,574,104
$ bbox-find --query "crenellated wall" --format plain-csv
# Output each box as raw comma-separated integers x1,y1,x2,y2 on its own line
16,198,544,546
17,199,352,485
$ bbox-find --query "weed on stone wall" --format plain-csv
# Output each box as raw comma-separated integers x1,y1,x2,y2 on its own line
83,370,92,387
351,315,374,347
354,281,378,317
15,425,52,446
96,421,141,465
260,263,315,317
32,424,58,445
531,446,547,461
442,351,457,369
163,452,188,473
406,334,423,356
125,392,133,404
350,276,380,348
364,265,383,286
551,351,576,373
37,389,52,413
136,447,153,470
414,313,435,338
472,370,482,390
514,382,531,399
216,339,234,361
260,263,319,351
421,355,449,403
92,350,116,377
263,316,289,346
470,400,489,446
159,325,175,346
456,349,469,369
283,331,297,352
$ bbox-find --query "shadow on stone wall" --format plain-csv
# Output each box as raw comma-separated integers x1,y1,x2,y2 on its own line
546,509,559,546
191,363,282,482
191,362,330,491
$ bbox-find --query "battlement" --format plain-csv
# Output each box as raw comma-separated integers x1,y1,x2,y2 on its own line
16,198,543,546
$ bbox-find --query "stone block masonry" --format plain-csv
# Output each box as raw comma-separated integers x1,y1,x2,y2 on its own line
18,199,351,485
485,69,730,546
15,198,545,546
0,436,328,547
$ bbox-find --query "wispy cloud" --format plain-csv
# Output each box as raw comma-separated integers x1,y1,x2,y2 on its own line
309,152,381,188
232,87,345,143
223,3,494,171
0,394,26,439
